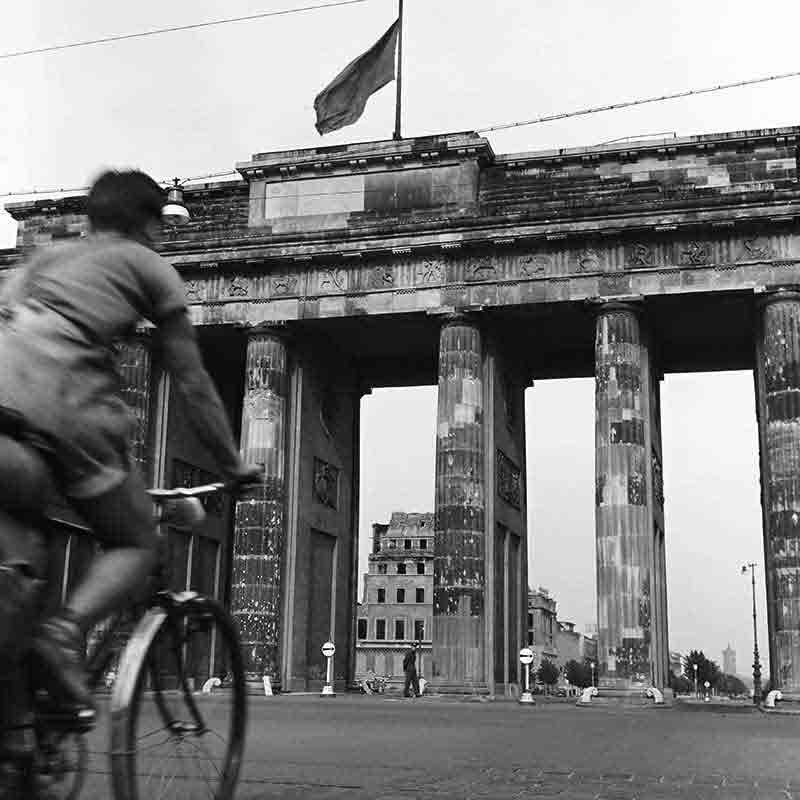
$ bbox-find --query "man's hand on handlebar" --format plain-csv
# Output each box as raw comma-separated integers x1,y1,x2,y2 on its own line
228,462,264,491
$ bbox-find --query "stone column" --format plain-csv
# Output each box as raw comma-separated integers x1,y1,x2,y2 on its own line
117,335,153,476
432,315,486,687
755,291,800,697
230,330,288,682
594,303,658,690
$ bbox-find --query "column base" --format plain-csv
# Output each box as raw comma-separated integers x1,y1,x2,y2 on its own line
424,679,491,697
245,677,282,695
762,689,800,712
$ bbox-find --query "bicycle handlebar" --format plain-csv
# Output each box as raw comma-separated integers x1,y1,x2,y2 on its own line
148,482,228,501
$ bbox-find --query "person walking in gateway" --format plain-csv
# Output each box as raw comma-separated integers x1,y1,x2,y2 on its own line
403,642,420,698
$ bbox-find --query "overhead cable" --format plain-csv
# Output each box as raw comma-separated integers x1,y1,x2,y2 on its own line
1,170,241,200
476,69,800,133
0,0,370,60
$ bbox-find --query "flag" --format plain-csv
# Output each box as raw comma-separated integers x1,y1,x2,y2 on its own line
314,20,399,135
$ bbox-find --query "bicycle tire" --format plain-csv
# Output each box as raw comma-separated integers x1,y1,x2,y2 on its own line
109,594,247,800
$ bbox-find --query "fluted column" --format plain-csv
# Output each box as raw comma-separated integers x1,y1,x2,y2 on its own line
231,331,288,681
595,303,655,689
117,335,153,475
432,316,486,686
755,291,800,696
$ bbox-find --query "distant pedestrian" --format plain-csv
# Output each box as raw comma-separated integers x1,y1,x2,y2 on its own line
403,642,420,698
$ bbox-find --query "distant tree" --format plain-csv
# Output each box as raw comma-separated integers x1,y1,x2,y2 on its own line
668,672,692,695
536,659,560,688
683,650,721,690
718,673,748,698
564,659,592,688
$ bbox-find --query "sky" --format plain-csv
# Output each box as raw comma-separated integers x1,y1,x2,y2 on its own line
2,0,794,673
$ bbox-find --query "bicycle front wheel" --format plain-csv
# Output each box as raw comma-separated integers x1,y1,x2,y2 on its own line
110,594,247,800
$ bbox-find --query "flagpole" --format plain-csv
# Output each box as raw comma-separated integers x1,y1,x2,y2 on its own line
393,0,404,140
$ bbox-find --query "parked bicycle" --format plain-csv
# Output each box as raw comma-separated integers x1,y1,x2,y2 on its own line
0,481,248,800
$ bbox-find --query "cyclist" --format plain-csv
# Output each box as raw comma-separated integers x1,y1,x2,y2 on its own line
0,170,260,722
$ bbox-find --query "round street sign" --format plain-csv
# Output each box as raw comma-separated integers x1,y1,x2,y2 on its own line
519,647,534,665
322,641,336,658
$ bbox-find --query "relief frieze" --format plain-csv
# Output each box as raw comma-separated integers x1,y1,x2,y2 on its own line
740,236,773,261
184,280,203,302
271,272,299,296
519,253,550,276
496,450,522,509
176,232,798,308
368,265,394,288
626,242,656,268
416,258,445,284
313,457,339,509
465,256,498,281
227,275,249,297
576,247,602,272
319,267,348,292
680,241,711,266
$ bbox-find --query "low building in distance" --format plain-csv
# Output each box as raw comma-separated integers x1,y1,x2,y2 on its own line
527,587,558,671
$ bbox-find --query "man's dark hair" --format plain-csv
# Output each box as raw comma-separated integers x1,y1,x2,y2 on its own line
87,170,164,236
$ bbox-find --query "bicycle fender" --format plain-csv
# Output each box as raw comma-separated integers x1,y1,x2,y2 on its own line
110,607,167,717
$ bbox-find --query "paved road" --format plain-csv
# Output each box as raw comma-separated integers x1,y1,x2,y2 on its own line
74,694,798,799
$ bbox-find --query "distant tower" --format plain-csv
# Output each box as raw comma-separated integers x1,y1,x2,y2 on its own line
723,643,737,675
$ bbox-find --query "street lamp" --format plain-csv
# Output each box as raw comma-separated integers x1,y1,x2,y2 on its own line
693,662,698,697
741,562,763,706
162,178,191,226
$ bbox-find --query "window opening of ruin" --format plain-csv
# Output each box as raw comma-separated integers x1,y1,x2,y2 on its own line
661,371,767,680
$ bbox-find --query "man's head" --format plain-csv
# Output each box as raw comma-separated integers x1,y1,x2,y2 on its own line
87,170,165,242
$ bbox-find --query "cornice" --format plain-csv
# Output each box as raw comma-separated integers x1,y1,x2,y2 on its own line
161,199,800,271
495,125,800,170
236,131,494,181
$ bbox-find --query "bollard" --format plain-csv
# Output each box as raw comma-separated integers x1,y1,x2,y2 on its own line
320,640,336,697
518,647,535,705
765,689,782,708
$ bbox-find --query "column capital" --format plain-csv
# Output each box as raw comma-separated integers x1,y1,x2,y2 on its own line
755,286,800,310
428,308,482,329
240,322,292,342
585,295,645,317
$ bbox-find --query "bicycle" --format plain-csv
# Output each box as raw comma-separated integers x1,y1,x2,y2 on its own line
0,479,248,800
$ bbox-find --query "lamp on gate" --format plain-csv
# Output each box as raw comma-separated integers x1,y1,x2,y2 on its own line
162,178,190,226
590,661,596,687
693,662,698,697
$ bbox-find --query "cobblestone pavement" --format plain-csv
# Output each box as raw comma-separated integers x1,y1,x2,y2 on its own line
74,694,798,799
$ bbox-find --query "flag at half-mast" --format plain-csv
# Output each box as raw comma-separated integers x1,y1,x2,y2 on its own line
314,19,399,135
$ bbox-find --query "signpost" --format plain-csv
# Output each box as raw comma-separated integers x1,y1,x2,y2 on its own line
321,640,336,697
519,647,535,705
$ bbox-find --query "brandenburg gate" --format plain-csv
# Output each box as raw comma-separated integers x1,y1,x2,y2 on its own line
3,124,800,698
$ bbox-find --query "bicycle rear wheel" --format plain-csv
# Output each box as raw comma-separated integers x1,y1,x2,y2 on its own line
110,595,246,800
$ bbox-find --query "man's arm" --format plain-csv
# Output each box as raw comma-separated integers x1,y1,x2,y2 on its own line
156,311,243,480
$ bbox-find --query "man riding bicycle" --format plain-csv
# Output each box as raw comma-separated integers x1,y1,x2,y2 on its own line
0,170,259,723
